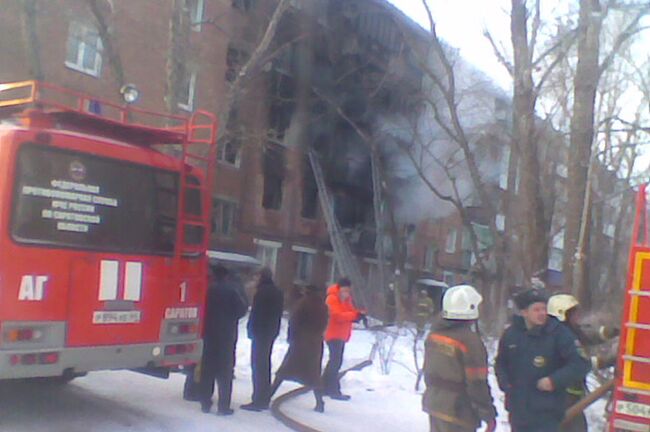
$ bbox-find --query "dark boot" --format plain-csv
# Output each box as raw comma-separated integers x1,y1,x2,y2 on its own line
216,407,234,416
240,402,266,412
314,389,325,413
200,400,212,413
328,393,351,401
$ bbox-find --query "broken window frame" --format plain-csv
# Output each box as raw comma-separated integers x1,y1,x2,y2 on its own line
212,198,238,238
423,245,436,271
178,68,197,112
294,249,315,283
262,143,286,210
255,240,280,273
445,228,457,254
267,71,294,142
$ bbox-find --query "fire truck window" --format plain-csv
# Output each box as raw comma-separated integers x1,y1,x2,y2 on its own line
184,175,202,216
184,224,204,245
12,144,180,255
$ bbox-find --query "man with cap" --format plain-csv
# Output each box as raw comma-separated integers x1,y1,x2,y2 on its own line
422,284,497,432
495,288,590,432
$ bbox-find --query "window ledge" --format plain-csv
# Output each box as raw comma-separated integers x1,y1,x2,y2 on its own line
64,61,100,78
178,102,194,112
217,160,241,169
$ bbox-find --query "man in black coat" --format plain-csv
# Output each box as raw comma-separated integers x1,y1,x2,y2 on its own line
495,289,590,432
240,267,284,411
198,265,248,415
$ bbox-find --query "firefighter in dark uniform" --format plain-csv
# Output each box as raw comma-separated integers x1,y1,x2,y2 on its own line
496,289,590,432
547,294,619,432
422,284,497,432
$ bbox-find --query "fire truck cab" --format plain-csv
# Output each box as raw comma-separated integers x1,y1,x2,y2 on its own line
610,184,650,431
0,81,217,381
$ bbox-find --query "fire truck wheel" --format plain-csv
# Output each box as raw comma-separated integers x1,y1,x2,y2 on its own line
26,375,77,386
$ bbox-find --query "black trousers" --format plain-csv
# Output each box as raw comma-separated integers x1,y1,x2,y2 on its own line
199,345,235,411
322,339,345,395
251,336,276,406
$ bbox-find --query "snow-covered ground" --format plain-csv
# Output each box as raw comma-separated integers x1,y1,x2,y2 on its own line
0,318,608,431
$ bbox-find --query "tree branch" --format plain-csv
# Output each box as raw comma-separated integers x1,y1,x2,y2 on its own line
483,28,514,76
598,4,650,77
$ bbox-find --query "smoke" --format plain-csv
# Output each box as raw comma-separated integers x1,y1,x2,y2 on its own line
375,56,510,226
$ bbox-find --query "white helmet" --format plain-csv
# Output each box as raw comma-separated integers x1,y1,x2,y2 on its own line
547,294,579,322
442,285,483,320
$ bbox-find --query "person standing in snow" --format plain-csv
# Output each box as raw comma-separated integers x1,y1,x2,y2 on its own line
198,265,248,415
547,293,619,432
270,284,329,412
321,277,364,400
422,284,497,432
496,289,590,432
241,267,284,412
416,288,434,337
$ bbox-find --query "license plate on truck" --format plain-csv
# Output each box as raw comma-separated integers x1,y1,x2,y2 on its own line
616,401,650,419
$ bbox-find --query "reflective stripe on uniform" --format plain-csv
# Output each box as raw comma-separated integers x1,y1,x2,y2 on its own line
430,411,475,428
465,366,488,380
428,334,468,354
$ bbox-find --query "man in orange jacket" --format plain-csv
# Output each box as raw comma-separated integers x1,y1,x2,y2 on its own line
321,277,363,400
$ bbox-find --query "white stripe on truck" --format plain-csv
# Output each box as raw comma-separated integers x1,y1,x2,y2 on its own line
99,260,119,301
124,262,143,301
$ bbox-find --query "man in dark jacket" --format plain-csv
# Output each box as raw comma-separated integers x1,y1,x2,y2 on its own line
496,289,590,432
270,284,329,412
198,265,248,415
241,267,284,412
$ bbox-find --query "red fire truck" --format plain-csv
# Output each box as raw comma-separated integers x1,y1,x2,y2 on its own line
610,183,650,431
0,81,217,382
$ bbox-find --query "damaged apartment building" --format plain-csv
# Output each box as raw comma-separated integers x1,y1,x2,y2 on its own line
0,0,510,306
0,0,430,304
218,0,430,304
10,0,615,310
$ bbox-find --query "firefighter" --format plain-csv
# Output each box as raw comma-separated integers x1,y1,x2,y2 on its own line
547,293,619,432
321,277,364,400
496,289,590,432
270,284,329,412
422,284,497,432
198,265,248,415
241,267,284,412
416,288,434,336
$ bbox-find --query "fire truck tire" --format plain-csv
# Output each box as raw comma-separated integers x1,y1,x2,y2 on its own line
26,376,75,386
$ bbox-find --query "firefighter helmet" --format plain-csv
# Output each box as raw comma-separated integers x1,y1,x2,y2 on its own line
547,294,579,322
442,285,483,320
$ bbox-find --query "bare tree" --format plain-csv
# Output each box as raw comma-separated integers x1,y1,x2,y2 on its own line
87,0,125,89
19,0,43,80
565,0,650,305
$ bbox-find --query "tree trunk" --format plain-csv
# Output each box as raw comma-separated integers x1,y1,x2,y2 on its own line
20,0,43,80
510,0,549,283
166,0,190,114
564,0,602,304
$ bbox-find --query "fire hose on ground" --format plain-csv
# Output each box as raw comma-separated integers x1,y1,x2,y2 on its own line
270,360,373,432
